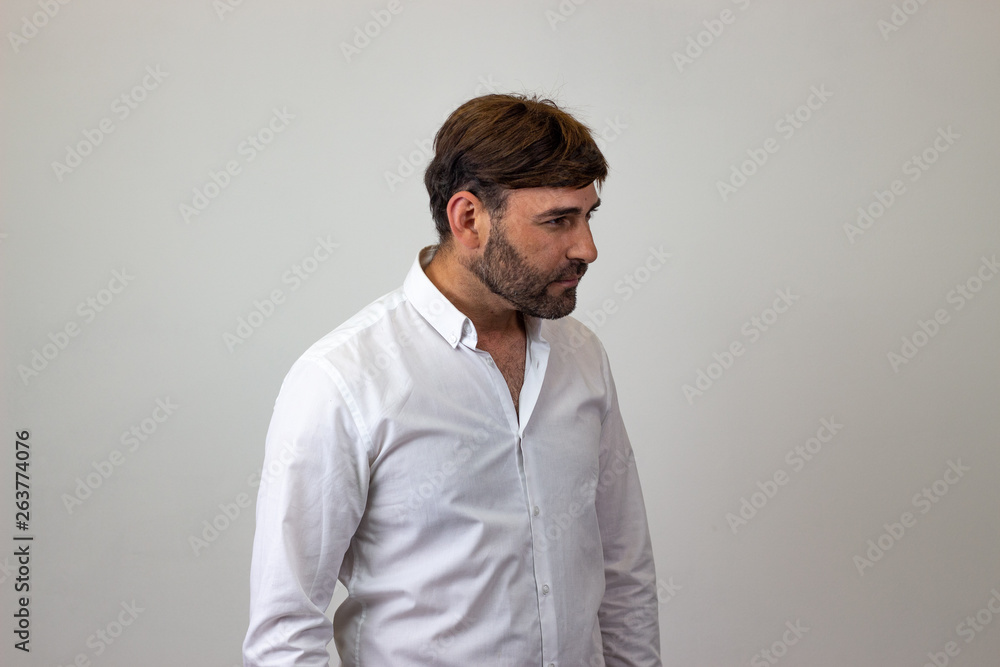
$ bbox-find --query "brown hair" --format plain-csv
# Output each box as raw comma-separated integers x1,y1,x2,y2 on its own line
423,93,608,244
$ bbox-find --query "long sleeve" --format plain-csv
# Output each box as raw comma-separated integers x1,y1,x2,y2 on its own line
594,345,661,667
243,356,372,666
243,250,660,663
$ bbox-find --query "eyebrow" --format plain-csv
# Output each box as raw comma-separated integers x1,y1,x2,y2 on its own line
532,197,602,221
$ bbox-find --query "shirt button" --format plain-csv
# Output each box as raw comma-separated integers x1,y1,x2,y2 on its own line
533,506,540,516
542,584,549,595
448,334,457,344
486,358,494,366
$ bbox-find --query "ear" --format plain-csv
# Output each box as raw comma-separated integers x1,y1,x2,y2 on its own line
446,191,489,250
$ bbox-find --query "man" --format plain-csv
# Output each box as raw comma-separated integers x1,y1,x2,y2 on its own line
243,93,660,666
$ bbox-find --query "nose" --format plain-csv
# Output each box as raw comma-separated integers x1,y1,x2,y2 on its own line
570,219,598,265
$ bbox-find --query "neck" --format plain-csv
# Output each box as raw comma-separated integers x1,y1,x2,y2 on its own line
424,243,524,339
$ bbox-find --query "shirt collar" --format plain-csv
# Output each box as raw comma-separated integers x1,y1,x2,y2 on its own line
404,245,475,349
403,245,545,349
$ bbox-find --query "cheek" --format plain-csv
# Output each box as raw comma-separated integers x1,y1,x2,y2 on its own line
509,226,564,272
521,231,561,257
526,247,562,274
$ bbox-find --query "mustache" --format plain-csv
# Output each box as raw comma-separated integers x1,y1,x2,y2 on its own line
557,264,587,281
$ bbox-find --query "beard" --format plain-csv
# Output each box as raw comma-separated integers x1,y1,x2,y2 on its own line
465,214,586,320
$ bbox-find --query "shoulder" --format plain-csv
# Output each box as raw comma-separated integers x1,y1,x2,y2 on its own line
280,285,416,416
301,287,409,362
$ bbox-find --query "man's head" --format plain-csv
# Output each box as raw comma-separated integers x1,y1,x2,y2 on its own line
423,94,608,320
424,93,608,246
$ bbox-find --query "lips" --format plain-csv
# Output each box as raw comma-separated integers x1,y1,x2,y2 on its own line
554,267,585,286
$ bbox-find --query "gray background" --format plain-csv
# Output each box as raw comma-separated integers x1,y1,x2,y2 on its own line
3,0,999,665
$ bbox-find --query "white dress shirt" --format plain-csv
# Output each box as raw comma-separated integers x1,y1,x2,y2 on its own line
243,245,660,666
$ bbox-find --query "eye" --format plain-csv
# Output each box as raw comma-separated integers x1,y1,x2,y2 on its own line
547,217,567,226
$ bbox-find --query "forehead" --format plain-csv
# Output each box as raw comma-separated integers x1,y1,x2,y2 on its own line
506,183,599,212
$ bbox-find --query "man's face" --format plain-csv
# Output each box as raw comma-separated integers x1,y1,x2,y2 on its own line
466,184,600,319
